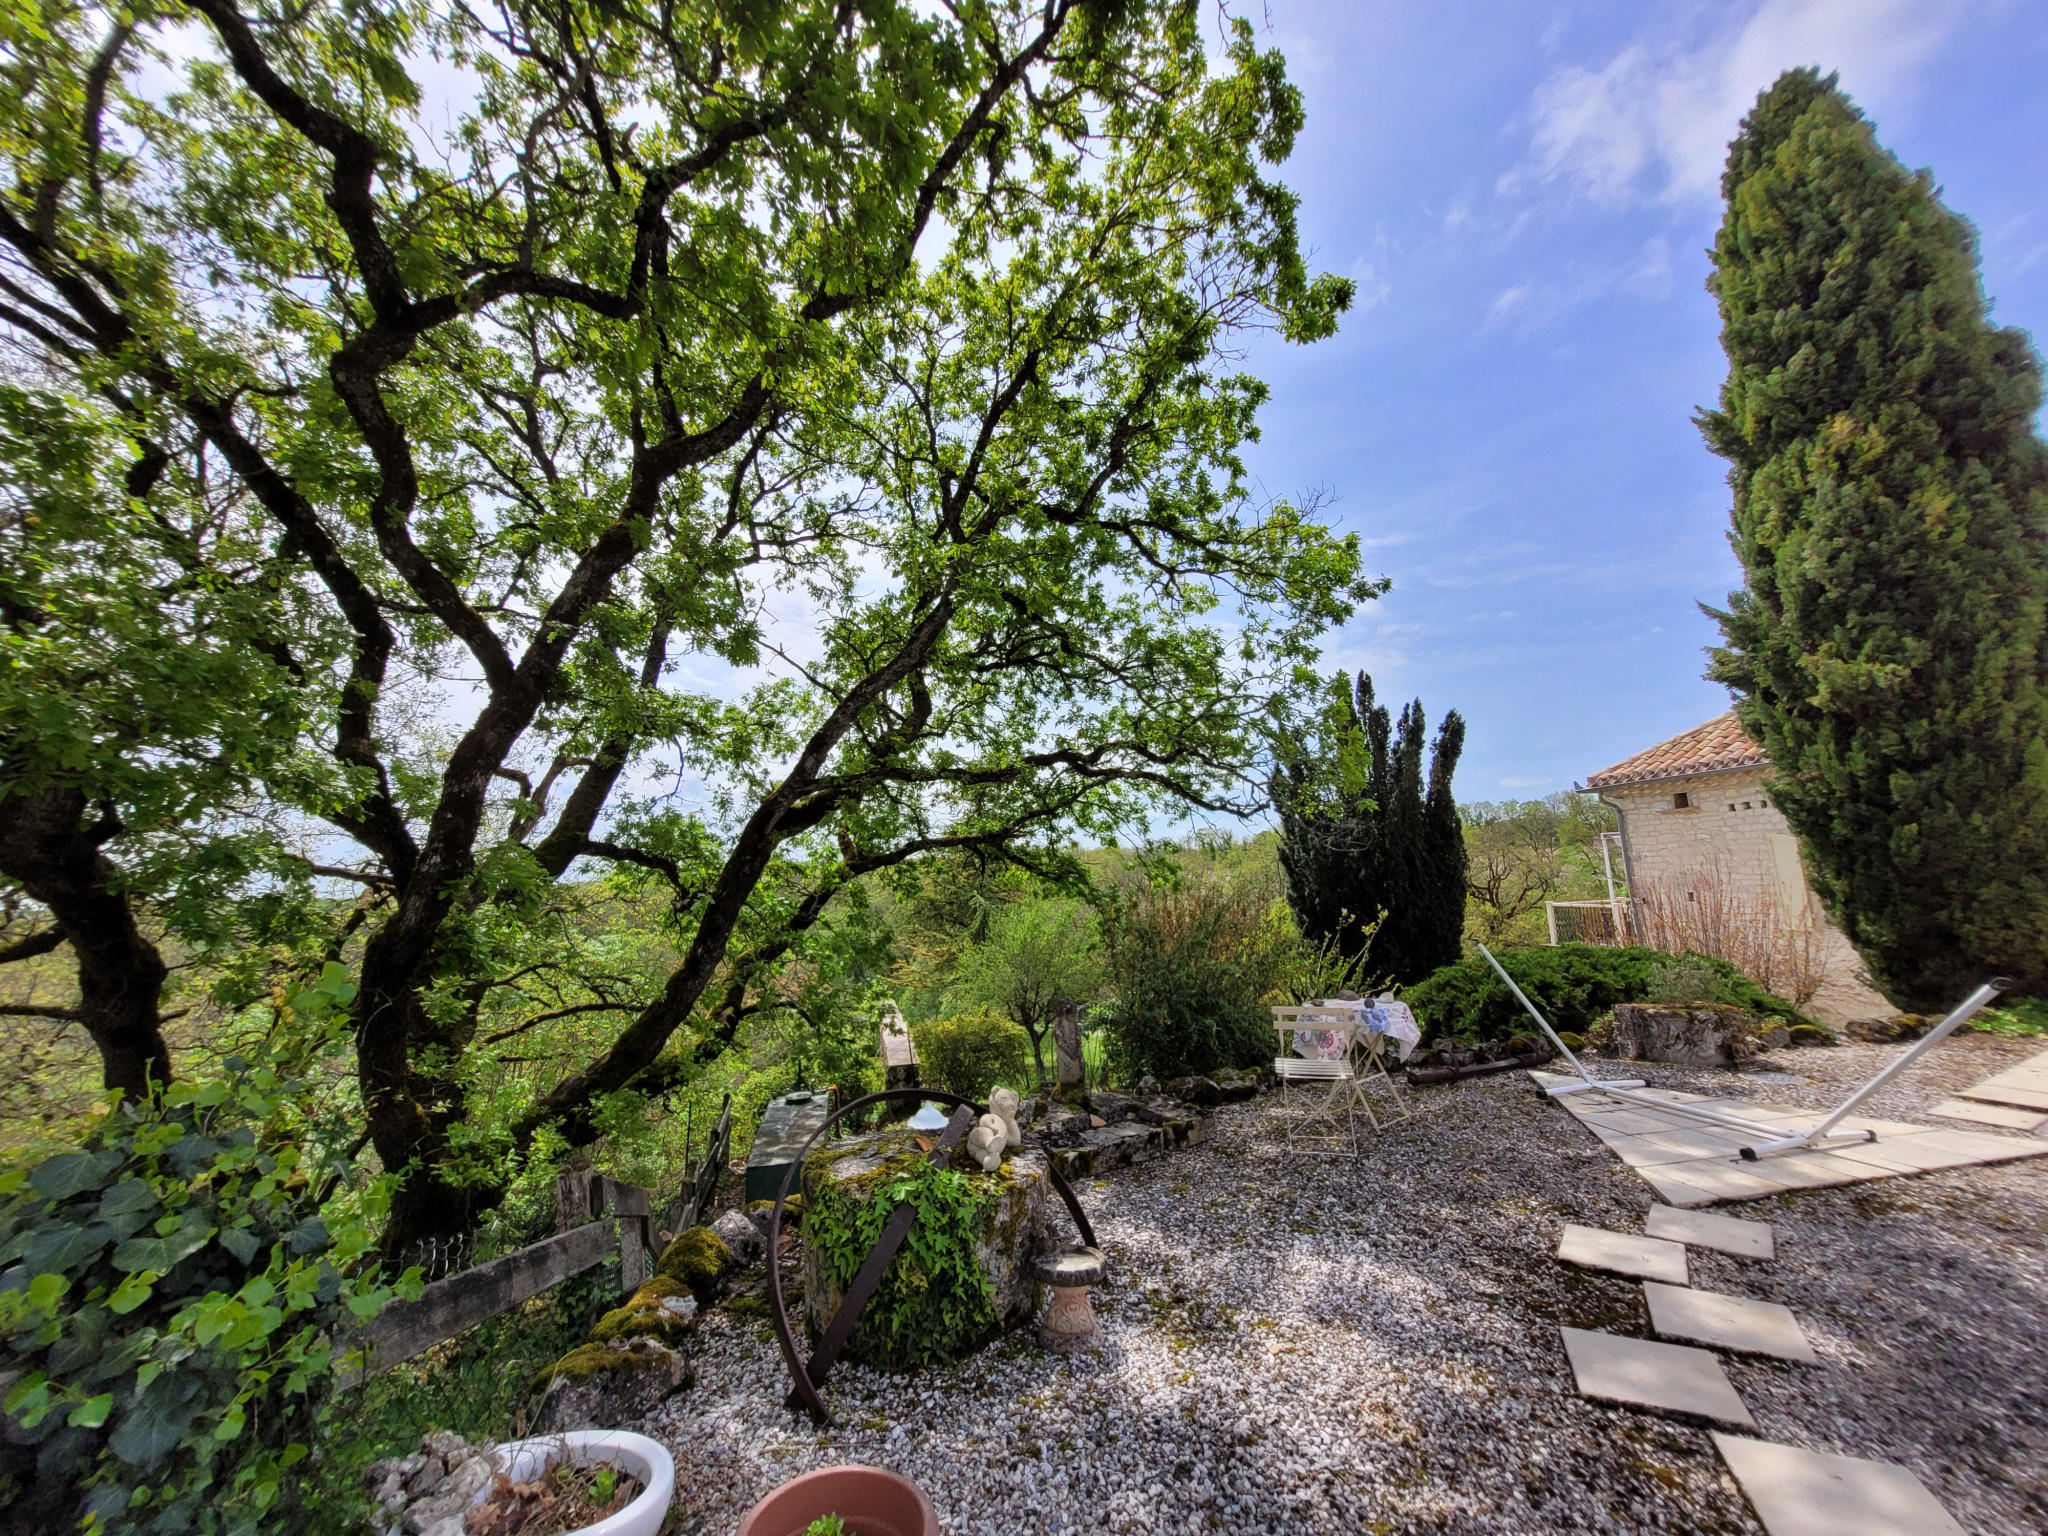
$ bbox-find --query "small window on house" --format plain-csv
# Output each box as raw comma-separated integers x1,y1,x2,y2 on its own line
1743,801,1752,810
1672,792,1691,809
1760,798,1769,807
1727,803,1736,812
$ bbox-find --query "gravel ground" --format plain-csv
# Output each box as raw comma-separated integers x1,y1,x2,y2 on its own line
646,1033,2048,1535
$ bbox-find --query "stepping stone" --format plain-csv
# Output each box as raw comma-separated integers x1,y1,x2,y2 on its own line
1643,1283,1817,1363
1928,1098,2045,1132
1559,1327,1754,1426
1645,1204,1775,1259
1556,1224,1688,1285
1712,1433,1966,1536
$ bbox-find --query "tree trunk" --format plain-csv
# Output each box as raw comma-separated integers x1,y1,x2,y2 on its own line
0,784,171,1099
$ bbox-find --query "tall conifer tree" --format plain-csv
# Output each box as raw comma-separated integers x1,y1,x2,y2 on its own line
1703,70,2048,1008
1273,673,1465,985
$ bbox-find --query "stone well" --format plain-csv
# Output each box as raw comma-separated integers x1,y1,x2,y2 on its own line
799,1128,1052,1346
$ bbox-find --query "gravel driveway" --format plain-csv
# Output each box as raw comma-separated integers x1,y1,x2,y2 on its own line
647,1033,2048,1535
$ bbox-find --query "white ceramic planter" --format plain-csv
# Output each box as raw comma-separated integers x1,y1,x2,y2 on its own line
487,1430,675,1536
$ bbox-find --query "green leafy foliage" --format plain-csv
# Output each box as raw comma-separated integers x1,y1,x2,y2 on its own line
803,1155,997,1370
1643,955,1738,1007
948,900,1103,1085
0,966,420,1534
908,1011,1032,1103
804,1515,850,1536
1404,946,1812,1042
1273,672,1467,985
1702,70,2048,1008
1093,850,1296,1082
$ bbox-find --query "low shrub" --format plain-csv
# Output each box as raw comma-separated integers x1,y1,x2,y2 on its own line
908,1010,1031,1102
1094,862,1293,1082
1404,945,1812,1041
1643,953,1737,1007
0,965,420,1536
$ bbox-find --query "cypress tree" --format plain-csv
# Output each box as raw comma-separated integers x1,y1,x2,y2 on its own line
1702,69,2048,1009
1273,673,1467,985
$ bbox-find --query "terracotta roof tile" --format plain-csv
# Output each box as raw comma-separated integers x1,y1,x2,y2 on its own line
1585,712,1769,789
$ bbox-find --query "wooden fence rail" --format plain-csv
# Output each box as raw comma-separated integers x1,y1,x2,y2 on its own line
341,1167,672,1385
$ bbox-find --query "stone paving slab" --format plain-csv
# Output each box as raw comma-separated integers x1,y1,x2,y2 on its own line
1712,1433,1967,1536
1560,1327,1754,1427
1644,1204,1775,1259
1534,1072,2048,1206
1929,1097,2046,1132
1643,1282,1817,1363
1556,1224,1688,1284
1958,1046,2048,1111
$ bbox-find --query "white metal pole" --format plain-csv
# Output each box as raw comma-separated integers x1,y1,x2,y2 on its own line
1739,978,2009,1158
1478,944,1645,1094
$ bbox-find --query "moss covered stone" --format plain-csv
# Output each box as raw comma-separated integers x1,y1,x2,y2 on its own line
1787,1024,1838,1047
656,1226,734,1304
530,1337,692,1434
800,1129,1050,1369
588,1275,698,1347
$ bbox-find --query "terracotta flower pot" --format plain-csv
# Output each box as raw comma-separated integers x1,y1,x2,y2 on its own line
735,1464,939,1536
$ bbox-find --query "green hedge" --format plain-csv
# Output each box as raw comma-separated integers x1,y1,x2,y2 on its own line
908,1009,1032,1100
1404,945,1813,1041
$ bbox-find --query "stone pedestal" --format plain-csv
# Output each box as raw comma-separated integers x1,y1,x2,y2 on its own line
1612,1004,1751,1067
800,1130,1052,1347
1033,1246,1106,1353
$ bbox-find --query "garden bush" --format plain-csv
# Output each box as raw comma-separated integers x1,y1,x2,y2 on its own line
1404,945,1811,1041
0,965,418,1535
908,1010,1032,1101
1090,849,1308,1083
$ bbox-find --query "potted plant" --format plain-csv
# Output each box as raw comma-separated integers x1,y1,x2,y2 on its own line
736,1464,939,1536
472,1429,675,1536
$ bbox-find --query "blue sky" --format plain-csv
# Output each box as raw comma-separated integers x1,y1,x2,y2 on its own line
1234,0,2048,801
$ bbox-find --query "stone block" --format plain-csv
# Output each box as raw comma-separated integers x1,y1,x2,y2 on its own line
1643,1282,1817,1362
1644,1204,1775,1259
1613,1004,1751,1067
801,1131,1051,1334
1560,1327,1754,1426
1711,1433,1966,1536
1556,1224,1688,1285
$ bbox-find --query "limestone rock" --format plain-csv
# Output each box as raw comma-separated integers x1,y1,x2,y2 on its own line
1756,1022,1791,1050
654,1225,734,1304
1612,1004,1753,1067
531,1336,692,1433
589,1275,699,1347
1786,1023,1838,1047
1163,1074,1223,1107
1844,1014,1934,1043
711,1209,764,1266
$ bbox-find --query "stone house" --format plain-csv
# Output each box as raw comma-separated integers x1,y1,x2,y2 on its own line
1583,712,1891,1026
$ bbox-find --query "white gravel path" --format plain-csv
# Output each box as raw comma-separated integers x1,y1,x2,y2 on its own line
644,1033,2048,1535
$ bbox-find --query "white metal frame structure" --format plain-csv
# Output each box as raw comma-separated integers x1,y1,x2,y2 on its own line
1271,1002,1418,1154
1475,944,2008,1161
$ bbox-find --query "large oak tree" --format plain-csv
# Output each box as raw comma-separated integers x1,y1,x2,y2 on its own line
0,0,1369,1247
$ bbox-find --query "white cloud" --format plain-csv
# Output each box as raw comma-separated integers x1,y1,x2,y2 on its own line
1506,0,1970,207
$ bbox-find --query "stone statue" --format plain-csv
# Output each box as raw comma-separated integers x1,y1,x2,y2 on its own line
989,1086,1022,1148
966,1113,1008,1172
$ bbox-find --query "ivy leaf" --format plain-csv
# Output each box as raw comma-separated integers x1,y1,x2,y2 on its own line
98,1180,159,1219
29,1150,124,1201
218,1227,261,1265
67,1393,114,1428
112,1222,214,1275
283,1218,327,1256
165,1136,224,1178
23,1222,116,1276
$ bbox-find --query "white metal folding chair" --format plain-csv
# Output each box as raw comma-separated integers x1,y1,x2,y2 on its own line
1271,1004,1365,1156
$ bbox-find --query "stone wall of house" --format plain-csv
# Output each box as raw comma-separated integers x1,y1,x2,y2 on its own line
1606,768,1892,1025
